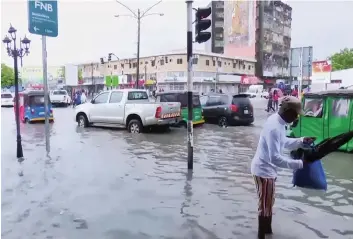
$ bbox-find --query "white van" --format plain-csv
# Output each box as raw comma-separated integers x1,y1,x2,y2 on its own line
246,85,263,98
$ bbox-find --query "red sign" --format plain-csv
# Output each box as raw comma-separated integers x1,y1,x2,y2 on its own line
312,60,332,74
241,75,261,85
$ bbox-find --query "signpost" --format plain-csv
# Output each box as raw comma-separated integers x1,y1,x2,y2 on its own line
28,0,58,155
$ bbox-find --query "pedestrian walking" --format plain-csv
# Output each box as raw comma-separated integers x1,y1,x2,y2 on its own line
251,96,315,239
273,90,279,111
266,90,275,112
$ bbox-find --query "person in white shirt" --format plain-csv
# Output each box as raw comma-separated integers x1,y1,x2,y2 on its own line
251,96,315,239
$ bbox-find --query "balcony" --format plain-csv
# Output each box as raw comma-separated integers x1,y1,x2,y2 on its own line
215,21,223,28
215,12,224,19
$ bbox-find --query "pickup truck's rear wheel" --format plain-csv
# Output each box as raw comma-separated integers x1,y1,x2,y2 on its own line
128,119,142,133
77,113,89,128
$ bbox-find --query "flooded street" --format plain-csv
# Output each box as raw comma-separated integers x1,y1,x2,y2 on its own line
2,99,353,239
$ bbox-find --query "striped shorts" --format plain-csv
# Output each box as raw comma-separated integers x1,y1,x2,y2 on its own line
253,175,276,217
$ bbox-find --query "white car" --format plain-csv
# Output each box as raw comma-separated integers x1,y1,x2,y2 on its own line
1,92,14,107
75,89,181,133
50,90,71,107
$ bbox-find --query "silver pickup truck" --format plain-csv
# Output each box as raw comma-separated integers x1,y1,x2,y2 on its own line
74,89,181,133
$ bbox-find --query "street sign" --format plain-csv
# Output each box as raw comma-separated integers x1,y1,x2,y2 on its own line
28,0,58,37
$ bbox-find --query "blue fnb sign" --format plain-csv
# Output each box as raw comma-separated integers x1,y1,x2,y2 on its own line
28,0,58,37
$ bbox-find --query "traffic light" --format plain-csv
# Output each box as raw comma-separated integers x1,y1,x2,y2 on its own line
100,58,104,64
195,7,212,44
108,53,112,62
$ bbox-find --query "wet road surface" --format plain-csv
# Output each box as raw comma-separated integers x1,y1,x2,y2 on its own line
2,99,353,239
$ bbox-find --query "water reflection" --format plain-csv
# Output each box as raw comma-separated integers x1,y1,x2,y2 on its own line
2,105,353,238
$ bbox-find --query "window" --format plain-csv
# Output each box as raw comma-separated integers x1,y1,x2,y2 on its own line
213,60,216,66
160,59,164,65
151,60,155,67
29,96,45,106
243,65,246,69
332,98,350,117
114,65,117,70
109,92,123,103
248,65,251,70
94,93,109,104
53,90,67,95
192,58,198,64
233,63,236,68
129,63,132,68
218,61,222,67
220,95,229,104
133,63,136,68
303,98,323,118
1,93,12,98
206,60,210,66
206,96,221,106
127,91,148,100
177,59,183,64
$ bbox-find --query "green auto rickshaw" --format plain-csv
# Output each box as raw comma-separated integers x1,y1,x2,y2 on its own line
288,89,353,152
155,91,204,127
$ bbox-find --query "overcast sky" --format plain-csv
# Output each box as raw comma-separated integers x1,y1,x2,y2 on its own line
1,0,353,67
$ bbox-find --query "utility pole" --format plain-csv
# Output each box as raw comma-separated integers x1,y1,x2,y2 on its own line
144,64,147,89
136,9,141,89
186,0,193,170
114,1,164,89
91,62,94,97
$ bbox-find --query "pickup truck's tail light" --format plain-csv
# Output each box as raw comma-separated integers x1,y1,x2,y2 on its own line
230,104,238,112
50,109,53,114
31,108,35,114
155,106,162,118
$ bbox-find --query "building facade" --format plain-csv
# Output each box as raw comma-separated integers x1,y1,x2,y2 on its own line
207,0,292,81
78,50,256,95
261,0,292,77
205,1,225,54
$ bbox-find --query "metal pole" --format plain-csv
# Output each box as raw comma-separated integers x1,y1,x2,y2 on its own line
91,62,94,97
42,36,50,154
13,40,24,158
144,65,147,89
186,0,193,170
298,47,303,99
136,9,141,89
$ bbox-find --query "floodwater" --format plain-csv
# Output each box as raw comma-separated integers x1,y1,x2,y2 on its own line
1,99,353,239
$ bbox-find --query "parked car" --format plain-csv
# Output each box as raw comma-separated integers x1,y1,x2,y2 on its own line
75,89,181,133
202,93,254,127
1,92,14,107
50,90,71,107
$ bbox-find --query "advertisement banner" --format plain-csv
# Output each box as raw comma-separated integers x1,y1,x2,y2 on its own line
311,60,332,83
223,0,256,58
21,66,65,89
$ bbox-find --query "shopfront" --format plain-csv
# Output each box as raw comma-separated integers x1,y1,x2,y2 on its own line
240,75,262,92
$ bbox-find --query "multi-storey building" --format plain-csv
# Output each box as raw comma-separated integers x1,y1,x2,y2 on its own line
209,0,292,82
77,50,256,94
205,1,225,54
261,0,292,77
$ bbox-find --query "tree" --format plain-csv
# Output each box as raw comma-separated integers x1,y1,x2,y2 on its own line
329,48,353,71
1,63,15,87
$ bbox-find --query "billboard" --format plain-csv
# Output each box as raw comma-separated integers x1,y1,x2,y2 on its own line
223,0,256,58
311,60,332,83
21,66,65,89
289,46,313,80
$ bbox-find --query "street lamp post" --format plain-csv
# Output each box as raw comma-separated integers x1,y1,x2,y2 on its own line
2,24,31,159
114,0,164,89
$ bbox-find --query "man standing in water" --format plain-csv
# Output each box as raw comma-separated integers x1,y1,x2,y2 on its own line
251,96,315,239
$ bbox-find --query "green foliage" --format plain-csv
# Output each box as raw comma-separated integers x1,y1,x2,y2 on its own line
1,63,15,87
329,48,353,71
